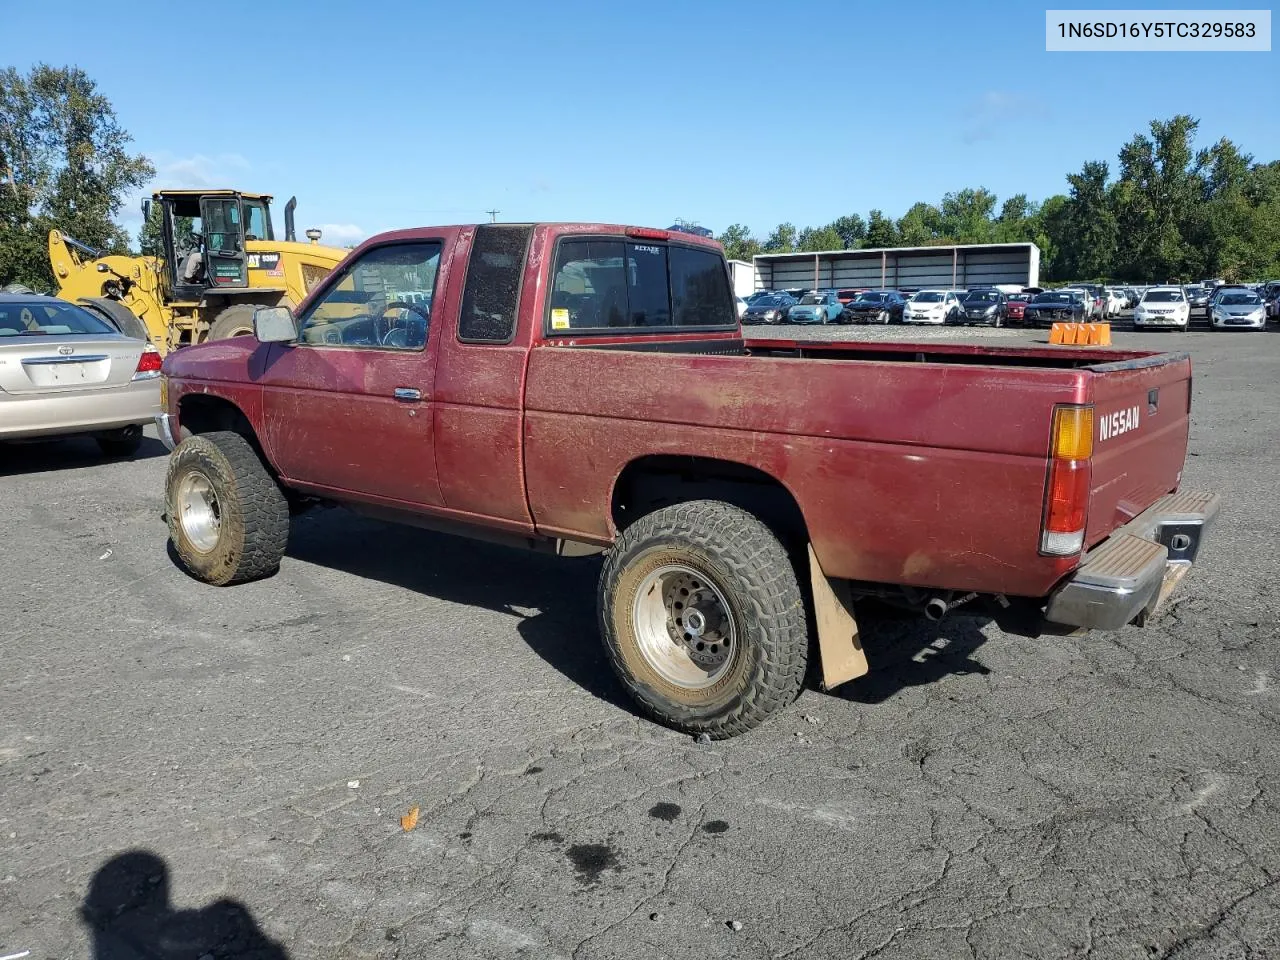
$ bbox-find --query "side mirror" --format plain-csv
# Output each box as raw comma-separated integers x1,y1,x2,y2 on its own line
253,306,298,343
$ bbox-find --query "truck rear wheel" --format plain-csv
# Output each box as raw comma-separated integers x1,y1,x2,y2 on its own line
599,500,808,738
207,304,262,341
166,430,289,585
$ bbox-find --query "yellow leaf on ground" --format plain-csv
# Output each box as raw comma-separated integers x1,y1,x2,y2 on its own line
400,805,420,832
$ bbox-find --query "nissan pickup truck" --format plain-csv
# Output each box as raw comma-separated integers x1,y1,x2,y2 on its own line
155,223,1219,739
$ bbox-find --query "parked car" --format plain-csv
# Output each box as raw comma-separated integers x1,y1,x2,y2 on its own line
155,220,1215,739
787,292,843,324
902,290,964,324
1207,284,1251,309
0,292,162,455
1023,290,1087,327
1133,287,1191,331
1006,293,1032,325
1209,290,1267,331
744,291,776,306
1186,286,1212,314
840,290,907,324
1266,288,1280,321
1103,288,1126,318
741,294,796,325
1061,284,1105,320
951,289,1009,327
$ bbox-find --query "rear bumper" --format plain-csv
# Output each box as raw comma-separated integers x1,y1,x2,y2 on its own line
1044,490,1219,630
0,380,161,441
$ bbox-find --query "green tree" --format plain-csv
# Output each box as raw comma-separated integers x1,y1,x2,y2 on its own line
763,222,797,253
863,210,899,248
716,223,762,262
1059,161,1117,279
830,213,866,249
0,64,152,289
939,187,997,243
797,224,842,252
896,202,943,245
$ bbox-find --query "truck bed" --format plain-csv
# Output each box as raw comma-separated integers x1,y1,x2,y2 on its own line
523,337,1190,598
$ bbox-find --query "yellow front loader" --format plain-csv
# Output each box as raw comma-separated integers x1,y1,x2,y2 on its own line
49,190,348,353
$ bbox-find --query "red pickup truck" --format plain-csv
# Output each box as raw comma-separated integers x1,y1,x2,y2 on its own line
156,223,1218,738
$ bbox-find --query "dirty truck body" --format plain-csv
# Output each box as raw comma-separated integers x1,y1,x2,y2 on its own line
157,222,1218,738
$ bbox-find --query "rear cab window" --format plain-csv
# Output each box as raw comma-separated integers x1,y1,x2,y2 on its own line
546,235,736,335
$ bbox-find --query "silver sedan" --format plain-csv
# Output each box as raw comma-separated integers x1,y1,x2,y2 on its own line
0,293,162,456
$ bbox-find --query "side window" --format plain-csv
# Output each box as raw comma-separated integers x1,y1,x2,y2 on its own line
459,224,533,342
547,238,734,333
669,245,735,327
549,240,628,330
244,202,270,241
297,241,441,350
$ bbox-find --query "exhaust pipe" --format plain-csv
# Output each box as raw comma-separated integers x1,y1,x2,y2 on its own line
924,597,950,621
923,592,979,621
284,196,297,242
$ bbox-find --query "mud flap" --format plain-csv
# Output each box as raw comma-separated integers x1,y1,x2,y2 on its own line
807,544,870,690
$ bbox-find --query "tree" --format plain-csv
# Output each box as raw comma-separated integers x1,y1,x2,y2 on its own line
939,188,997,243
0,64,153,290
763,222,797,253
830,213,866,249
797,224,842,252
1060,161,1117,279
896,202,943,245
863,210,899,248
716,223,762,262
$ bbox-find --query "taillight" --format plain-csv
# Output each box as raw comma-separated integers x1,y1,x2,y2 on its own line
1041,405,1093,556
133,344,162,381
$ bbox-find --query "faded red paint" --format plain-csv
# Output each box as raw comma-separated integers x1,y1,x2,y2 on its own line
162,223,1193,602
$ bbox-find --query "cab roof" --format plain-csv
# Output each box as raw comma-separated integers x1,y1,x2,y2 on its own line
153,189,272,201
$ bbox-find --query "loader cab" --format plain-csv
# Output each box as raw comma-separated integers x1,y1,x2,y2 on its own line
152,190,275,300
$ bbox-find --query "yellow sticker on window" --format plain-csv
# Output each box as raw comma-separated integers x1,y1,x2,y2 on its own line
551,308,570,330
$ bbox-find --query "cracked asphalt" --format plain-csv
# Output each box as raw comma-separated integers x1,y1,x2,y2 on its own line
2,320,1277,959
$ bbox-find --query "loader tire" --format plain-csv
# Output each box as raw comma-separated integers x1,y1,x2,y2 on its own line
599,500,808,739
207,304,262,341
166,430,289,586
80,297,150,342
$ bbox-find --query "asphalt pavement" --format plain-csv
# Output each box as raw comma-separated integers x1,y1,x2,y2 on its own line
2,318,1278,960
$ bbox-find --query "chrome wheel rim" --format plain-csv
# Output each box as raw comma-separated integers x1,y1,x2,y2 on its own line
632,564,737,690
177,471,222,554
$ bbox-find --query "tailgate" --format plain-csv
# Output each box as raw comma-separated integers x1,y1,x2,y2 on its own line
1086,353,1191,547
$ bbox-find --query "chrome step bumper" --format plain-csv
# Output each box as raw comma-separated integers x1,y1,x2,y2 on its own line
1045,490,1219,630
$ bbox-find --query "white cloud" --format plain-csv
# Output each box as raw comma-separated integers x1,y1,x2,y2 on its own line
315,223,366,244
961,91,1050,144
151,151,252,189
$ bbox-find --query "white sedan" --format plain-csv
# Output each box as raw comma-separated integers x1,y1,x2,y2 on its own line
902,289,963,324
1133,287,1191,330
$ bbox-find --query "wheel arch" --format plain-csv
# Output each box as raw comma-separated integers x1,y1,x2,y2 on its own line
609,454,809,547
177,392,276,471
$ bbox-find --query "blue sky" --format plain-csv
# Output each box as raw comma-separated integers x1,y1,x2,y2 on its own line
6,0,1276,244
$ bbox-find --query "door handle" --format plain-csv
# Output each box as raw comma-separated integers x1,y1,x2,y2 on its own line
393,387,421,402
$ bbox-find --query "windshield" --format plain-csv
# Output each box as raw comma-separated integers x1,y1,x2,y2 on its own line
0,300,116,336
1009,293,1031,302
754,296,785,307
1221,293,1261,305
963,291,999,303
799,295,821,304
854,292,884,303
1143,290,1185,303
912,291,944,303
1033,292,1072,303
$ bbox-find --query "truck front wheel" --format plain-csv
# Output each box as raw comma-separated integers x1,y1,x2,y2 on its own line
599,500,808,738
166,430,290,585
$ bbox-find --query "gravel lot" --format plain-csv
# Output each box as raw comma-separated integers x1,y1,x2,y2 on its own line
2,320,1278,960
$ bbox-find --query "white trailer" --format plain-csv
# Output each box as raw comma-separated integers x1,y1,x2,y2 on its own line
725,259,756,298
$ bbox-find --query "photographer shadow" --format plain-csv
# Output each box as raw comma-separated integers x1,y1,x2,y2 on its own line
81,850,288,960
